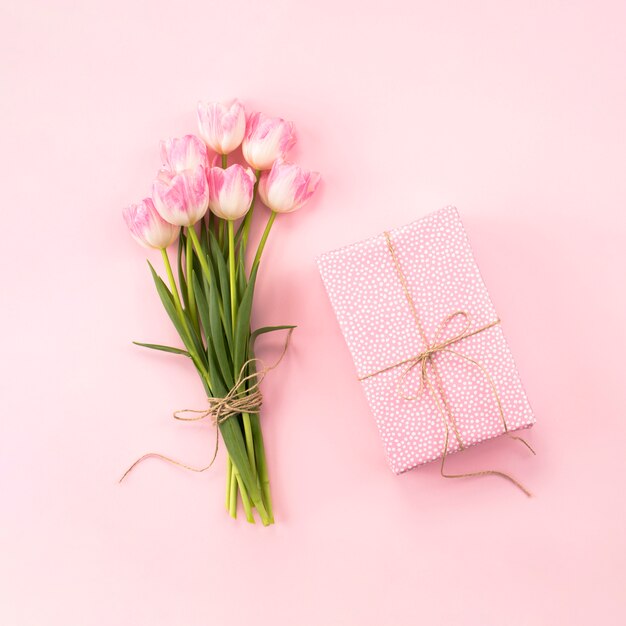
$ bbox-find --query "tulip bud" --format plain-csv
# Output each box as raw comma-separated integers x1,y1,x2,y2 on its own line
159,134,208,174
258,159,320,214
152,165,209,226
122,198,180,249
207,164,256,221
197,99,246,155
242,112,296,171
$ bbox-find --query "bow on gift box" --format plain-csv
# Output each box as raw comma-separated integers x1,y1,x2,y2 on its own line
358,232,535,496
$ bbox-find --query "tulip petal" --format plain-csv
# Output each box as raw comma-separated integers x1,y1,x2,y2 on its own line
122,197,180,249
198,99,247,155
160,135,208,173
242,112,296,170
258,160,320,214
207,164,255,221
152,166,209,226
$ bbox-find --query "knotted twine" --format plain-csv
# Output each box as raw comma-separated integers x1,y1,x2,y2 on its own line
358,232,535,496
119,328,294,482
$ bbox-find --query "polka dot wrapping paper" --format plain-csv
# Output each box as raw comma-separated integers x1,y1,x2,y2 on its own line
317,206,535,474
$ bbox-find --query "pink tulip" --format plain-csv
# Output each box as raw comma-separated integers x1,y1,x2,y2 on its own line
258,159,320,213
159,134,208,174
242,112,296,171
152,165,209,226
122,198,180,249
197,99,246,155
207,164,256,221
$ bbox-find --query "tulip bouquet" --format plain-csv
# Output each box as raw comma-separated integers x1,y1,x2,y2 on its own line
122,100,320,525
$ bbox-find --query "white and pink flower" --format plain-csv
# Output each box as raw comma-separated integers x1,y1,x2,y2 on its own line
258,159,320,214
152,165,209,226
242,112,295,171
122,198,180,249
159,134,208,174
197,99,247,156
207,164,256,221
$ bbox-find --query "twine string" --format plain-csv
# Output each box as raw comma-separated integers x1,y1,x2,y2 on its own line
358,232,535,496
119,328,294,482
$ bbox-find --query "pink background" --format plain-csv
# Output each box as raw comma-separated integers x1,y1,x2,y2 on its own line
1,1,625,624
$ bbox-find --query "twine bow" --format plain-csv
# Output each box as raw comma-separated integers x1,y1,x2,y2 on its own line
119,328,293,482
358,232,534,496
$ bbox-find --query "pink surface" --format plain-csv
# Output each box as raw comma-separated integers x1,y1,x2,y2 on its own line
318,206,535,473
1,1,625,625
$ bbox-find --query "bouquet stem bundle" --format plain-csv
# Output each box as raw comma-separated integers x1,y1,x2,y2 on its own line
121,100,319,525
149,205,277,525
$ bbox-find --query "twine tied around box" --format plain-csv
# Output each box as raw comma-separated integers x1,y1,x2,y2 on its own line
358,232,535,496
119,328,294,482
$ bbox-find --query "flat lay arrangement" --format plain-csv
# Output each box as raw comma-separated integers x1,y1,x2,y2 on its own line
6,3,625,623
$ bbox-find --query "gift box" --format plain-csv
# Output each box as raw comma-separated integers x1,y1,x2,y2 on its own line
317,206,535,476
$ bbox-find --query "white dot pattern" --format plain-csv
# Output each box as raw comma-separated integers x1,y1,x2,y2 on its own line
317,206,535,474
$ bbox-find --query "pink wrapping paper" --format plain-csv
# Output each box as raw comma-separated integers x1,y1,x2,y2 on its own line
317,206,535,474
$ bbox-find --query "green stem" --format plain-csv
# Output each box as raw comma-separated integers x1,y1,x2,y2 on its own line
242,413,256,480
239,169,261,251
254,423,273,522
228,221,237,334
217,218,224,248
221,154,228,168
221,220,228,253
252,211,277,269
234,466,255,523
225,454,232,511
228,221,255,475
161,248,185,314
160,248,209,381
186,225,212,285
251,493,271,526
185,228,199,330
229,461,238,518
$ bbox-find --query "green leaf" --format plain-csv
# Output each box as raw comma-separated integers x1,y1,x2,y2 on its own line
237,254,247,299
177,231,189,310
133,342,190,357
200,216,209,248
193,226,208,290
205,334,227,395
250,325,296,347
219,339,271,523
208,228,221,280
236,344,272,517
147,261,190,350
147,260,207,374
209,229,233,350
182,307,207,365
234,214,245,243
206,263,234,388
219,416,267,521
249,410,272,517
233,264,258,372
191,271,211,344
